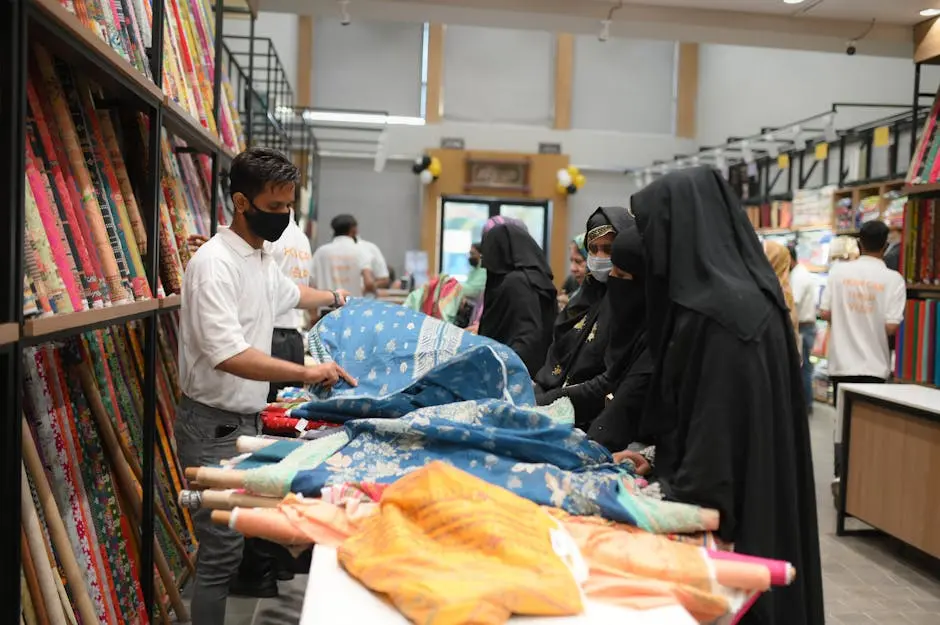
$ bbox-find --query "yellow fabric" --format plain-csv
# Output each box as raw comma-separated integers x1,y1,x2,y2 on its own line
337,462,584,625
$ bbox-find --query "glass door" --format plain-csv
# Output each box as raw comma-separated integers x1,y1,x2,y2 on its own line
439,196,551,277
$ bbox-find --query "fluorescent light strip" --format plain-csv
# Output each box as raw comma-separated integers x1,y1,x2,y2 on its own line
921,8,940,17
301,111,425,126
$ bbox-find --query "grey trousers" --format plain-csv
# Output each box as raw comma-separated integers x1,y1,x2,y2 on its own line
175,396,260,625
252,575,307,625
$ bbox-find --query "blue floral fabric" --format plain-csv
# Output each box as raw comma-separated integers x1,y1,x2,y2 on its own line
293,299,534,423
289,399,711,534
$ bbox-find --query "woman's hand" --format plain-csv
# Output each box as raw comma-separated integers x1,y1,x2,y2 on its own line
613,449,651,476
303,363,357,389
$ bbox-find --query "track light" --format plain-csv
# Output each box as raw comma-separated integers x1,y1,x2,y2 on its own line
823,113,838,142
598,19,611,42
339,0,351,26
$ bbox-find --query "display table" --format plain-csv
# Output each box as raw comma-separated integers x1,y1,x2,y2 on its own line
299,546,698,625
835,383,940,558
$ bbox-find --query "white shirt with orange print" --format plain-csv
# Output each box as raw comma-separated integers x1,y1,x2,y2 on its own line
820,256,906,379
268,213,313,329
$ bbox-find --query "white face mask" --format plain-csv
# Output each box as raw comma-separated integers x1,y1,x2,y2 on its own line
587,255,612,282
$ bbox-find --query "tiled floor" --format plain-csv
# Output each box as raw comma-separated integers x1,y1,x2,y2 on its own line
218,402,940,625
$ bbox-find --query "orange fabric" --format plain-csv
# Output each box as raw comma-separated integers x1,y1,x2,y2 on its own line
548,510,729,623
338,462,584,625
231,495,375,548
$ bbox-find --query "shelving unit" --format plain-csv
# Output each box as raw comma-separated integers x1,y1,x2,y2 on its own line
0,0,258,621
831,178,906,235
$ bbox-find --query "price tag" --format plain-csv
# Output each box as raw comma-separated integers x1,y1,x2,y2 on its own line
874,126,891,148
294,418,309,433
777,154,790,170
815,142,829,161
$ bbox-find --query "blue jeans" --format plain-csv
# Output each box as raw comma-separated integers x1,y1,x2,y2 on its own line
799,323,816,410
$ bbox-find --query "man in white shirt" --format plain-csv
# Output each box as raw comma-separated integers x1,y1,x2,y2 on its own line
310,214,375,297
789,247,819,414
820,220,905,489
176,148,355,625
358,236,391,291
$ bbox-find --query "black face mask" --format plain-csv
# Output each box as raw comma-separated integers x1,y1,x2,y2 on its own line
468,257,480,268
244,201,290,242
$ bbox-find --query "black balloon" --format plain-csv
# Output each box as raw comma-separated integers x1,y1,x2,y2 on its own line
412,162,424,174
412,155,432,175
567,183,577,195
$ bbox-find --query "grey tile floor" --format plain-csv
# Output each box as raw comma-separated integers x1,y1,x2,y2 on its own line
218,402,940,625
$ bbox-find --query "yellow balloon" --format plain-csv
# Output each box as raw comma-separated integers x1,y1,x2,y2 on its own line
428,157,442,177
567,164,580,178
556,182,569,195
574,174,586,189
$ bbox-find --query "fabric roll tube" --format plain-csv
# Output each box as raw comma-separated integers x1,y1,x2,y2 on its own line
236,435,283,453
707,549,795,587
21,467,68,625
21,567,39,625
22,417,99,625
20,528,50,625
185,466,247,490
178,488,281,511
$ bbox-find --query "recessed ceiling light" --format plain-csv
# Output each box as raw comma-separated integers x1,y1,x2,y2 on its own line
922,8,940,17
783,0,806,4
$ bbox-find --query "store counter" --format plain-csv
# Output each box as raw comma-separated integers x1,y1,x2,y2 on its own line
835,383,940,558
300,546,698,625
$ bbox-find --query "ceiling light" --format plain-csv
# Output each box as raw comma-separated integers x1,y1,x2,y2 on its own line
921,8,940,17
301,111,425,126
783,0,806,4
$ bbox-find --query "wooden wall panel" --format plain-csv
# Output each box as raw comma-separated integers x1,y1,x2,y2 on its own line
297,16,313,107
421,149,569,284
426,24,445,122
675,42,699,139
554,33,574,130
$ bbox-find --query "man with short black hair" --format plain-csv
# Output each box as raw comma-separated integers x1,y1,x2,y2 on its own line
176,147,356,625
820,220,905,492
311,213,376,296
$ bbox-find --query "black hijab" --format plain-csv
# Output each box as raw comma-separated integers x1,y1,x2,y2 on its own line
631,166,786,361
602,219,647,376
534,207,631,392
480,222,555,297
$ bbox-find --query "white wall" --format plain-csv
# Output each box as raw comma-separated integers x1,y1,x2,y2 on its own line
443,25,554,125
567,172,639,239
571,37,676,135
315,158,421,274
314,19,424,116
696,44,940,148
224,13,299,108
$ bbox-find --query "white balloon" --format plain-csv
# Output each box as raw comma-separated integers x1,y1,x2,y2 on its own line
557,168,572,187
419,169,434,185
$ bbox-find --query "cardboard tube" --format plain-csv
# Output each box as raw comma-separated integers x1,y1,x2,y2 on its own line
21,467,68,625
74,358,195,576
185,466,247,490
20,527,51,625
236,435,287,453
179,489,281,511
21,420,99,625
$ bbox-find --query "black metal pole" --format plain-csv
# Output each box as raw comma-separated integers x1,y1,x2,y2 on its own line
246,16,256,146
210,0,224,235
912,62,921,163
863,131,873,180
0,0,26,621
142,0,166,617
838,135,846,186
797,151,804,190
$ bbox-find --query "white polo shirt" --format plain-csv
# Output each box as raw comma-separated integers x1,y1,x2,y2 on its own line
269,213,313,329
790,263,818,324
180,227,301,414
310,235,370,296
358,238,390,280
821,256,906,379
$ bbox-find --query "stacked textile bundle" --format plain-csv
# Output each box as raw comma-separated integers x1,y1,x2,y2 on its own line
899,197,940,285
21,317,194,624
895,298,940,385
908,91,940,185
54,0,243,153
23,46,224,315
181,300,796,624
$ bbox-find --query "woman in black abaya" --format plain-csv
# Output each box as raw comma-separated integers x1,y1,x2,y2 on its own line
629,166,824,625
535,217,653,435
533,207,631,416
478,220,557,375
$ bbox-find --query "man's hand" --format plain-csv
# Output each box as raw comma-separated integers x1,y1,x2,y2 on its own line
303,362,357,389
188,234,209,253
612,449,651,476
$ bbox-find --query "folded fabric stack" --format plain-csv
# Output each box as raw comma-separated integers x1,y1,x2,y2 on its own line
180,301,795,624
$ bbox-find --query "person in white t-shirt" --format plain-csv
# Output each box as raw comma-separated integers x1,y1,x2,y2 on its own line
311,214,375,297
789,247,819,413
358,237,391,290
820,220,905,490
176,148,356,625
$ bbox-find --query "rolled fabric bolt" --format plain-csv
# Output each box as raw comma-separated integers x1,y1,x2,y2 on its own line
235,435,292,453
708,558,771,592
707,550,795,586
185,466,247,490
179,489,281,511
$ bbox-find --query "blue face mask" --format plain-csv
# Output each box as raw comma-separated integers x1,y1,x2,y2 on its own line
587,255,612,282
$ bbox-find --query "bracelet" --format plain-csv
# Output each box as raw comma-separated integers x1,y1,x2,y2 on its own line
332,291,340,307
